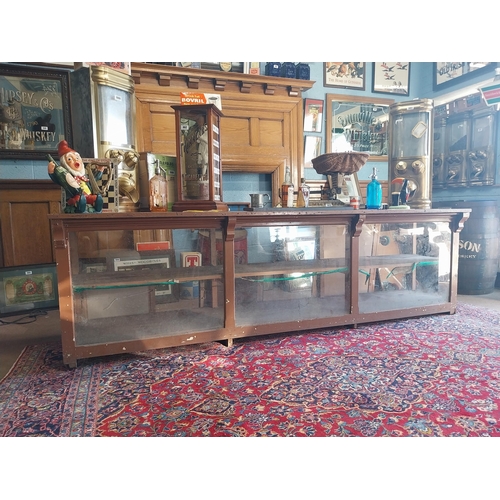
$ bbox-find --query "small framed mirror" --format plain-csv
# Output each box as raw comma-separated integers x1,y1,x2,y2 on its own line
325,93,394,162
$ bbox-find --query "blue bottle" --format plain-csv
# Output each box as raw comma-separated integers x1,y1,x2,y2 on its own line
366,167,382,209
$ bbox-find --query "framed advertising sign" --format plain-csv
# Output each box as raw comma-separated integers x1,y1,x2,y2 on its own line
433,62,494,91
0,63,73,159
324,62,365,90
0,263,59,317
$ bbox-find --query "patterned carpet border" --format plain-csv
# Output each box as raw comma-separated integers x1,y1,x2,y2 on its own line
1,303,500,436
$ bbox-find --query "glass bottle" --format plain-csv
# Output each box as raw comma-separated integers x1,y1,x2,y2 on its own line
366,166,382,209
149,160,168,212
297,177,310,207
281,166,294,207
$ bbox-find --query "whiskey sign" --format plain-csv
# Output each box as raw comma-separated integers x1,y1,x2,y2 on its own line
0,64,73,159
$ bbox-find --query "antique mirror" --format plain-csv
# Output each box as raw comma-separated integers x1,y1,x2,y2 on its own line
325,93,394,161
304,93,394,204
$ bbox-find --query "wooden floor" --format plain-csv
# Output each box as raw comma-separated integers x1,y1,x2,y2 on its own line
2,291,500,380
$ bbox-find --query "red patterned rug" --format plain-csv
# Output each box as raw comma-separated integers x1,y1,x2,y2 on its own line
1,303,500,437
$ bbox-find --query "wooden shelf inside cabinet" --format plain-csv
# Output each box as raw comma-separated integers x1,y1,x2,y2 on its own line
235,254,438,280
359,255,439,267
72,265,223,292
235,258,348,278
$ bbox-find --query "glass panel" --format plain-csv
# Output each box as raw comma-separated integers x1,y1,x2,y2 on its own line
70,227,224,346
433,121,446,156
97,84,134,147
179,107,210,201
235,223,350,326
447,119,469,152
471,114,494,149
358,221,451,314
390,111,430,157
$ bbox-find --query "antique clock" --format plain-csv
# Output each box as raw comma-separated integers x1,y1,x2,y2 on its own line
171,104,228,211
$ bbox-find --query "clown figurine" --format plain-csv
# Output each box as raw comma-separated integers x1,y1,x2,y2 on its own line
48,140,104,213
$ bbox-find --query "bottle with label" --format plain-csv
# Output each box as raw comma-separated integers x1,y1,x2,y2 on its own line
149,160,168,212
366,167,382,209
297,178,310,208
281,166,294,207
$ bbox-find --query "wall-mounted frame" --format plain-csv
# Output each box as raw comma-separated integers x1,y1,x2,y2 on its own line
433,62,494,91
372,62,410,96
324,62,365,90
0,263,59,317
304,98,324,133
0,63,73,159
325,93,394,162
304,135,322,169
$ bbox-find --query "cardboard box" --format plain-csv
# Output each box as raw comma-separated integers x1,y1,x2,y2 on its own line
138,153,177,211
179,92,222,111
136,241,171,252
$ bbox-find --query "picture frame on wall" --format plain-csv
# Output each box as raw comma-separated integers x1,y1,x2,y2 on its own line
0,63,73,159
303,98,324,133
372,62,410,96
324,62,365,90
433,62,494,91
304,135,322,169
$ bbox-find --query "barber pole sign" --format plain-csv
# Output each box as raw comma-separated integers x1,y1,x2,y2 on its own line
480,82,500,106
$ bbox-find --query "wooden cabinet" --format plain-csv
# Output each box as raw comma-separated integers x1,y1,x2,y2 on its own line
50,208,469,367
0,180,62,267
131,63,315,206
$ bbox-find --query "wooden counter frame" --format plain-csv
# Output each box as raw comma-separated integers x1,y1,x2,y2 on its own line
50,208,470,367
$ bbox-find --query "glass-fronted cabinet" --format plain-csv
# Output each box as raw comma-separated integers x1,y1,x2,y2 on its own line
50,209,468,367
358,220,452,314
69,225,226,348
234,222,351,326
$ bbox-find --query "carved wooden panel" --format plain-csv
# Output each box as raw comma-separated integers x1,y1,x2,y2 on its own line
132,63,314,196
0,181,62,267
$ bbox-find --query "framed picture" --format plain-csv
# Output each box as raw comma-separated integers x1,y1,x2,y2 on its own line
324,62,365,90
304,135,322,169
372,62,410,95
0,63,72,159
304,98,324,133
433,62,494,91
0,263,58,317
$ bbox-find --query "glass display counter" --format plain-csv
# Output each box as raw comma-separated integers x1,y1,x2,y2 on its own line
50,209,469,367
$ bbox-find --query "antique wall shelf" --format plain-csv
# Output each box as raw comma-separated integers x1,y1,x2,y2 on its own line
131,62,314,97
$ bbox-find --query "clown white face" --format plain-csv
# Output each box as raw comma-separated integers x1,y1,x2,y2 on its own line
61,151,85,176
